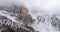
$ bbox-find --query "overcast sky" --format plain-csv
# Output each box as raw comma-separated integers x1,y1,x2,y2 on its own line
0,0,60,18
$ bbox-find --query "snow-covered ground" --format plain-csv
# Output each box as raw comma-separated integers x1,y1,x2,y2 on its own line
0,0,60,32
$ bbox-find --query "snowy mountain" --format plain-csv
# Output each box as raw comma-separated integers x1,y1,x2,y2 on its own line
0,3,60,32
31,12,60,32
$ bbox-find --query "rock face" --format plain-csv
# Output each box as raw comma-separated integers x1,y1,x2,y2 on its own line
17,15,33,25
0,4,35,32
16,4,34,26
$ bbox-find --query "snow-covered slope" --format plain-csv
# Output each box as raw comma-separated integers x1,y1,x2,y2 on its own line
0,10,35,32
31,12,60,32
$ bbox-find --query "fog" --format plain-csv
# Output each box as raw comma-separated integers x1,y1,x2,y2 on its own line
0,0,60,18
